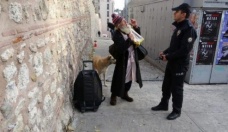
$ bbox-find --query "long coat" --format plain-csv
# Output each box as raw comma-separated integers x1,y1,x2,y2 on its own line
111,30,143,97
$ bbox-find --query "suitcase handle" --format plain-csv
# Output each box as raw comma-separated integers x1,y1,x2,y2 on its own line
83,60,94,70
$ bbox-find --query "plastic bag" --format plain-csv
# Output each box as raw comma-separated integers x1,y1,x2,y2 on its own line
130,28,144,46
120,24,144,46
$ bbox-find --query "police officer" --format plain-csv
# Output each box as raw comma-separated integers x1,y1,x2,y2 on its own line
151,3,197,120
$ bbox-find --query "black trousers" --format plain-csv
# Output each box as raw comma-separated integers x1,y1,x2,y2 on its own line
125,81,132,92
112,81,132,97
162,64,187,113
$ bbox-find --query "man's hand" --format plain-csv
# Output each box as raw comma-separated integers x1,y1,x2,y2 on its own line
161,55,167,61
130,19,138,28
128,33,135,41
159,51,164,57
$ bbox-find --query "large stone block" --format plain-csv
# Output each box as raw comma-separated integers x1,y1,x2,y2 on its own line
1,48,15,62
9,2,23,23
44,47,52,65
17,51,25,64
33,52,43,76
6,81,18,103
15,98,26,116
13,114,24,132
18,63,29,90
43,94,52,114
50,79,57,93
3,62,17,83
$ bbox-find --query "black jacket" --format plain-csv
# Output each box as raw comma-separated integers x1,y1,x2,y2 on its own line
164,19,197,66
111,30,143,97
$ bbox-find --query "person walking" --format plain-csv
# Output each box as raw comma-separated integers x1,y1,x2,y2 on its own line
98,31,101,37
108,22,115,39
110,14,143,106
151,3,197,120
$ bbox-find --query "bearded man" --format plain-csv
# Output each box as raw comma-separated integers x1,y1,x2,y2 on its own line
109,14,143,106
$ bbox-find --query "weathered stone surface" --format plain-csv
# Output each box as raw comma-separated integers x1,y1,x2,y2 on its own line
22,33,33,40
0,101,13,119
44,47,52,65
0,0,94,131
57,88,63,100
22,4,30,23
36,109,42,125
33,52,43,76
29,54,33,64
50,63,57,75
36,39,46,48
3,62,17,82
6,81,18,103
18,63,29,90
43,94,52,114
1,48,15,62
34,6,42,21
8,124,16,131
15,98,26,115
50,37,56,44
20,43,27,50
50,79,57,93
30,73,37,82
9,2,23,23
28,87,39,99
24,126,30,132
17,51,25,63
0,5,1,16
29,43,38,53
28,106,37,125
13,114,24,132
32,125,40,132
39,0,49,20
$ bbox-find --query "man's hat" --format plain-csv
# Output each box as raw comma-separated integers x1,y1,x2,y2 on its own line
112,13,123,26
172,3,191,14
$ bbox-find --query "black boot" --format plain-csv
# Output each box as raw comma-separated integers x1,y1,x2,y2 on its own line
121,92,133,102
167,111,181,120
110,94,117,106
151,99,168,111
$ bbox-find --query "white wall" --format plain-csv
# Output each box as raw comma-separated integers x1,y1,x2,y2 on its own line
100,0,114,37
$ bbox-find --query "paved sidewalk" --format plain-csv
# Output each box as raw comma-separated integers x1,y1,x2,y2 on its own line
73,38,228,132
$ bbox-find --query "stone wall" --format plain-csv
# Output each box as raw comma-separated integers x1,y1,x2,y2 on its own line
0,0,97,131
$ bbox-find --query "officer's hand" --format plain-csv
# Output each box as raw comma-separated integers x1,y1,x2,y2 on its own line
162,55,167,61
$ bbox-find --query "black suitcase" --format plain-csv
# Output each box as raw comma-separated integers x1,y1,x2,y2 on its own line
73,60,105,113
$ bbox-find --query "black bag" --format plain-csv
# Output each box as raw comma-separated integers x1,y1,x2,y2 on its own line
109,43,119,59
73,61,105,113
137,45,148,60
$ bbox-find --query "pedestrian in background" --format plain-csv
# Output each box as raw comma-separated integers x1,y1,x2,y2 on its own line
98,31,101,37
151,3,197,120
108,22,115,39
110,14,143,106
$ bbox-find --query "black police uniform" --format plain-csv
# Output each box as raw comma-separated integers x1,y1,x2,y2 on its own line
162,19,197,113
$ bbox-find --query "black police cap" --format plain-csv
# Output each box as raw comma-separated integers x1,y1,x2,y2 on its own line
172,3,191,14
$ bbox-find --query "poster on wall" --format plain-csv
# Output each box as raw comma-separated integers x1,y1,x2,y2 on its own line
196,41,217,65
200,11,222,41
216,10,228,65
189,9,201,61
196,11,222,65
